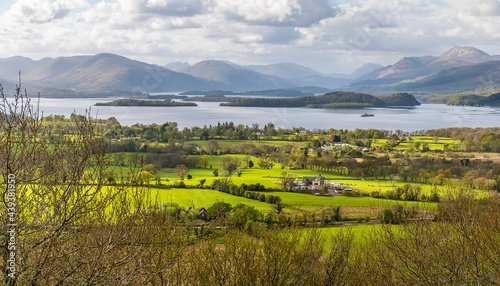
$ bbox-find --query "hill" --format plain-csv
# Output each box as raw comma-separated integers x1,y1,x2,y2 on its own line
0,56,52,79
349,63,384,79
357,47,497,82
22,53,216,92
4,47,499,95
0,77,16,90
164,61,190,71
347,46,500,95
1,55,344,92
178,60,293,91
245,62,321,79
393,61,500,94
245,62,353,89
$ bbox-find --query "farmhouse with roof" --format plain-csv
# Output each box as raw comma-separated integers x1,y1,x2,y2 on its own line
302,174,325,188
198,207,208,221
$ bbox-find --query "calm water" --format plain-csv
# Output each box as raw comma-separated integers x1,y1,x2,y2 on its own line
36,97,500,131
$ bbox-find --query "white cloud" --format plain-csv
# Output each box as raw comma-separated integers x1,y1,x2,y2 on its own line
470,0,500,16
216,0,337,27
114,0,207,16
6,0,86,23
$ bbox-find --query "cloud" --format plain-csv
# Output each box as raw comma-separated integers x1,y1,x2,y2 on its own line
116,0,207,17
6,0,85,23
217,0,338,27
144,0,206,16
297,0,500,55
470,0,500,16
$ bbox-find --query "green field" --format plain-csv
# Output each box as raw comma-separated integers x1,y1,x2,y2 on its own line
150,186,437,215
154,187,274,211
259,191,436,210
113,151,448,217
114,152,446,195
372,136,459,151
157,154,332,188
315,224,383,241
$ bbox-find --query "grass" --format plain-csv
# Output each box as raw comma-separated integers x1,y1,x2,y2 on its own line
150,186,437,215
111,153,448,214
372,136,460,151
157,154,333,188
260,191,436,210
153,187,274,211
296,224,392,250
109,152,450,207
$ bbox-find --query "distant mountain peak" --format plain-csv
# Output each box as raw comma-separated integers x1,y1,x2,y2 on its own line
188,60,244,70
245,62,321,79
179,60,292,90
437,46,490,61
198,59,230,65
350,63,383,79
165,61,190,71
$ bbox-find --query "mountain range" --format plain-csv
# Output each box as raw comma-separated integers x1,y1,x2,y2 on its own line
347,46,500,95
0,46,499,96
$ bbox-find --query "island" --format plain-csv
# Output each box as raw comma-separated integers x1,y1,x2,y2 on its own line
95,99,197,107
220,92,421,108
361,113,375,117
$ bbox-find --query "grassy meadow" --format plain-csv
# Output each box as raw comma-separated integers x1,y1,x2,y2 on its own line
110,151,447,219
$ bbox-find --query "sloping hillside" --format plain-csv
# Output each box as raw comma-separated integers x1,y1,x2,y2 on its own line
179,60,292,90
22,53,217,92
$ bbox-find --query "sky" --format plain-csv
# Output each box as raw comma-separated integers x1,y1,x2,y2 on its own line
0,0,500,74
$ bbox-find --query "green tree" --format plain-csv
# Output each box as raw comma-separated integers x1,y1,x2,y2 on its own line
230,204,261,229
436,168,452,185
461,170,480,188
221,156,241,176
207,140,219,154
134,171,154,185
258,159,275,169
272,202,284,214
199,178,206,187
200,155,210,168
174,164,189,180
207,201,232,220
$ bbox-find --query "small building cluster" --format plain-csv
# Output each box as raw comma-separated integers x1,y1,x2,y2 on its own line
294,174,352,195
302,174,325,189
299,174,325,189
320,143,369,155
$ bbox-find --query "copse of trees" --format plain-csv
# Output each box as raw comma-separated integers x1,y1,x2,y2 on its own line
94,116,396,144
426,127,500,152
210,180,282,206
